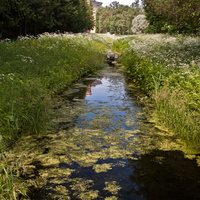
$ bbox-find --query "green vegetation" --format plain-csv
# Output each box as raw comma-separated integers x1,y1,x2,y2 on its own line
96,1,143,35
0,152,29,199
118,34,200,147
97,0,200,35
142,0,200,34
1,1,199,198
111,36,135,53
0,33,108,199
9,68,191,200
0,33,107,146
0,0,93,39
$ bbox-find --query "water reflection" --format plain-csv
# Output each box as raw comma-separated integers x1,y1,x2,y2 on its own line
86,79,102,96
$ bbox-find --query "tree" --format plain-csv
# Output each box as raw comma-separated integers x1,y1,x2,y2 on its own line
131,14,148,34
109,1,120,9
74,0,94,32
27,0,54,35
0,0,95,38
131,0,140,8
142,0,200,34
96,1,144,35
0,0,21,38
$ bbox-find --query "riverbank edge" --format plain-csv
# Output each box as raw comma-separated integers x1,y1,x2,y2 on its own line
0,32,111,199
119,52,200,153
2,63,200,199
120,65,200,170
112,34,200,150
0,63,109,200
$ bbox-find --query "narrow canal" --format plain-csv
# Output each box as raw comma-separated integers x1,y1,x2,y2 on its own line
14,67,200,200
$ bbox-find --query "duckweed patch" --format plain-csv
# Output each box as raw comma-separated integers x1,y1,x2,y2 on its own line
104,181,122,195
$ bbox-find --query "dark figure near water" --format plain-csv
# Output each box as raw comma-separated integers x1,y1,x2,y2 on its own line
106,52,121,66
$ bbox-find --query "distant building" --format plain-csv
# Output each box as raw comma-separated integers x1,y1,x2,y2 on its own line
87,0,102,33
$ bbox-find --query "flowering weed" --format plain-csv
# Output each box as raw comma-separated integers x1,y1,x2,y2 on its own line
119,34,200,146
0,33,107,145
0,32,108,199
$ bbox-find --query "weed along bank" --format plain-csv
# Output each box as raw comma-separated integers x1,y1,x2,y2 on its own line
118,34,200,147
0,33,108,199
1,33,200,200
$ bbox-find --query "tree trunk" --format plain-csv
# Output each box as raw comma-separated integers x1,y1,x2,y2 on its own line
19,25,22,36
34,23,37,36
25,20,27,35
99,17,100,33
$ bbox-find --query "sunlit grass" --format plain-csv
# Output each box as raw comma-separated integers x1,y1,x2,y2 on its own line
118,34,200,147
0,32,108,199
0,152,29,199
0,33,107,145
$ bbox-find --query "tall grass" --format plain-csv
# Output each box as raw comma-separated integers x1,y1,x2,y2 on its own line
0,33,108,146
0,152,28,199
118,34,200,147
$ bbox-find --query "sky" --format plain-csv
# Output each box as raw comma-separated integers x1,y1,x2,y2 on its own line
99,0,134,7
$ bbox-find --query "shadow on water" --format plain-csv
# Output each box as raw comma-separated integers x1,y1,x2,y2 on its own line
30,150,200,200
128,150,200,200
13,67,200,200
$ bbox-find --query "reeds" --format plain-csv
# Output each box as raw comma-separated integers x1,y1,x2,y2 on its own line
155,86,200,146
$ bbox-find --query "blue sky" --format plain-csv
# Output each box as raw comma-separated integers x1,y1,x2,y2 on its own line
99,0,134,7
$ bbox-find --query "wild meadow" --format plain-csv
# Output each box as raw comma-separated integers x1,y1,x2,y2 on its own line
119,34,200,148
0,33,107,143
0,32,108,199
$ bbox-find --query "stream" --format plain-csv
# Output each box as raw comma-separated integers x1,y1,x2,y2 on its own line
14,67,200,200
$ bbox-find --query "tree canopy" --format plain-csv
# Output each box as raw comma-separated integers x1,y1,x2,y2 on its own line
96,1,143,35
142,0,200,34
0,0,94,39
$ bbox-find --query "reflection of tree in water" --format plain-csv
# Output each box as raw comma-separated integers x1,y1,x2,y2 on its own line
128,150,200,200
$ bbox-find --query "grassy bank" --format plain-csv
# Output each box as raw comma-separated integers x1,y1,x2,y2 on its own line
0,33,108,145
117,34,200,148
0,33,108,199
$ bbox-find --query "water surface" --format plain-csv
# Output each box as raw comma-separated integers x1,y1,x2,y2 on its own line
14,67,200,200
